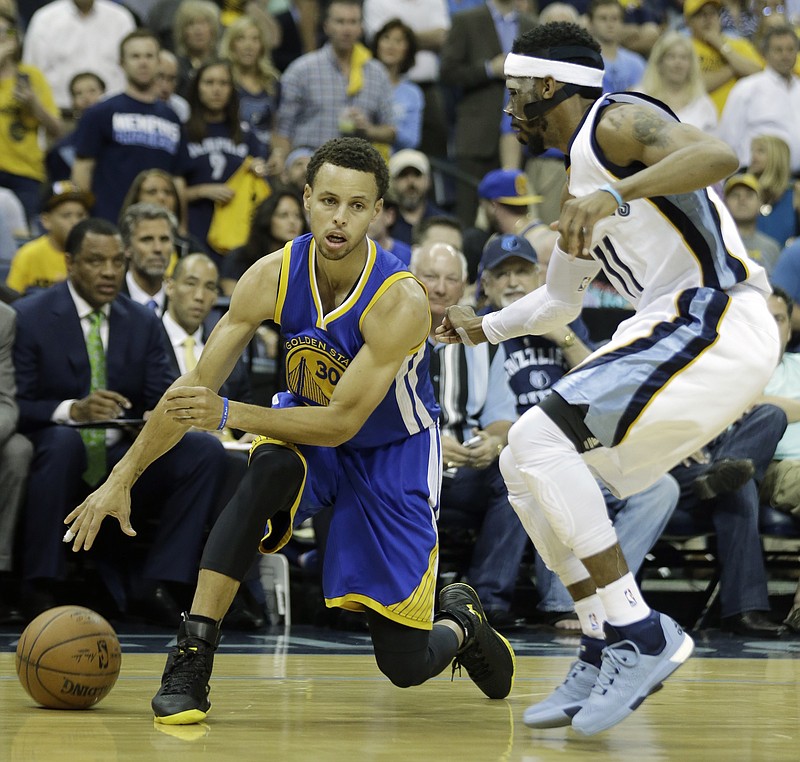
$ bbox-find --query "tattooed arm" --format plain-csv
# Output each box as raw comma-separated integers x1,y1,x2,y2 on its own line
597,104,739,201
556,103,739,257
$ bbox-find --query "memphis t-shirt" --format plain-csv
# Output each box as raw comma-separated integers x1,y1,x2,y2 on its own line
183,121,263,249
74,93,187,222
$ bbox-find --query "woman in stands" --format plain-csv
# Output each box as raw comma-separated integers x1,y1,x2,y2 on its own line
748,134,799,248
220,15,281,162
0,9,62,231
371,18,423,152
637,31,717,134
219,188,307,297
182,59,266,263
120,168,205,262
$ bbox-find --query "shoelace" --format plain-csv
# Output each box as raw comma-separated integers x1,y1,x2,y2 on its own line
563,660,587,685
452,639,491,682
161,646,210,695
591,640,641,696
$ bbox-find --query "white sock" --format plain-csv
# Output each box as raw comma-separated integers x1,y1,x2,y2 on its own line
597,572,651,627
574,594,606,640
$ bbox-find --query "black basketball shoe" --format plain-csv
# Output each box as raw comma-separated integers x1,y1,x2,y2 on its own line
436,583,515,699
152,613,221,724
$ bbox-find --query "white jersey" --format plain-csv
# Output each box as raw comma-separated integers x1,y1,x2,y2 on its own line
568,92,772,310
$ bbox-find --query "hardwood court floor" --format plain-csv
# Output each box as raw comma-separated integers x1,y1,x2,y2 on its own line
2,630,799,762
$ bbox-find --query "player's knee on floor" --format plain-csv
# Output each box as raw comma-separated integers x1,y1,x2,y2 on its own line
367,610,449,688
372,647,436,688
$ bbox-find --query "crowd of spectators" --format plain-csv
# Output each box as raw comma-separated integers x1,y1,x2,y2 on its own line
1,0,799,636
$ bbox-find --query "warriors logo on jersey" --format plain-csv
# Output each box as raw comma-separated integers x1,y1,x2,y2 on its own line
284,336,350,406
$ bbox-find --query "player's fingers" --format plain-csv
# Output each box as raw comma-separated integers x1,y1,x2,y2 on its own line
581,222,594,255
64,503,83,524
77,515,101,552
558,214,580,257
117,514,137,537
94,389,132,408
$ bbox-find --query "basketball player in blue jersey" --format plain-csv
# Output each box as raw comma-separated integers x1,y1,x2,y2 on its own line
437,23,780,735
62,137,515,724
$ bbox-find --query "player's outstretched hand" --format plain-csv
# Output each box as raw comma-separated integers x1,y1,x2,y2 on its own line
434,305,486,346
64,478,136,552
164,386,226,430
558,190,618,258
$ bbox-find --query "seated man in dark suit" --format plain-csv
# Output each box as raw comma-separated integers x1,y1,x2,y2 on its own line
160,252,264,629
161,253,252,414
162,254,266,630
13,218,227,624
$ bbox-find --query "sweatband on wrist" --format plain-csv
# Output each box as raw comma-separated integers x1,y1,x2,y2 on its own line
217,397,229,430
599,183,624,208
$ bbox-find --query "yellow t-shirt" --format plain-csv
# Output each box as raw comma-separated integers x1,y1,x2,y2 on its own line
692,37,764,115
6,235,66,294
0,64,60,181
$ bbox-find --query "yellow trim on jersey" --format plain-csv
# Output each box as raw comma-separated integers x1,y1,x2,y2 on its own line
273,241,294,327
307,239,324,329
308,238,378,330
357,271,430,354
616,293,732,445
325,545,438,630
251,436,308,554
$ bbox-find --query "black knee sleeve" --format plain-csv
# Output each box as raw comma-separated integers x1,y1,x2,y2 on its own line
200,444,305,581
367,609,458,688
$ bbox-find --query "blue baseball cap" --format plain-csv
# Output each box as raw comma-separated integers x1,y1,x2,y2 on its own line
480,233,538,271
477,169,543,205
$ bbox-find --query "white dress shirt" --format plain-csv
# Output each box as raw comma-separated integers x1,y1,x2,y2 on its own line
718,67,800,173
162,311,203,376
125,271,166,315
23,0,136,108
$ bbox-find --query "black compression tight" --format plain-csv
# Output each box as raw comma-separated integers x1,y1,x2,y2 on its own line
200,443,305,581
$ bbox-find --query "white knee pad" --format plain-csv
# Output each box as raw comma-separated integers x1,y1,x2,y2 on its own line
507,407,618,558
499,443,589,587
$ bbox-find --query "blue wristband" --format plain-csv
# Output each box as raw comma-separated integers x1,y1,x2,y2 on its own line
599,183,624,208
217,397,229,430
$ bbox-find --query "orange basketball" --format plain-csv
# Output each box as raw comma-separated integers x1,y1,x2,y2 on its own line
15,605,122,709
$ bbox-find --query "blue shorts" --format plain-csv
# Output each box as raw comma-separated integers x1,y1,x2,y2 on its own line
253,425,442,629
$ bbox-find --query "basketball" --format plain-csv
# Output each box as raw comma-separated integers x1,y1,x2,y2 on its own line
15,605,122,709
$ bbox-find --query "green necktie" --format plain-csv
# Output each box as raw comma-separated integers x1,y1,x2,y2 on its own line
80,310,107,486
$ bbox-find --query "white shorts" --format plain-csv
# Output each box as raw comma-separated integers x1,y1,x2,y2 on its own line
553,285,780,497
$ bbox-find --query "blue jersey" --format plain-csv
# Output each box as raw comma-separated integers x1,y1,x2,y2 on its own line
501,318,593,416
184,121,264,251
273,233,440,448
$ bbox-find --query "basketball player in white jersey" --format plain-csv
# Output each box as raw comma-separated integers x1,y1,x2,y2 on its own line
437,22,779,735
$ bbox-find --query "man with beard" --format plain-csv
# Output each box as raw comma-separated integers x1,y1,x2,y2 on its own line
119,203,175,316
71,30,188,224
387,149,447,246
437,21,778,735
